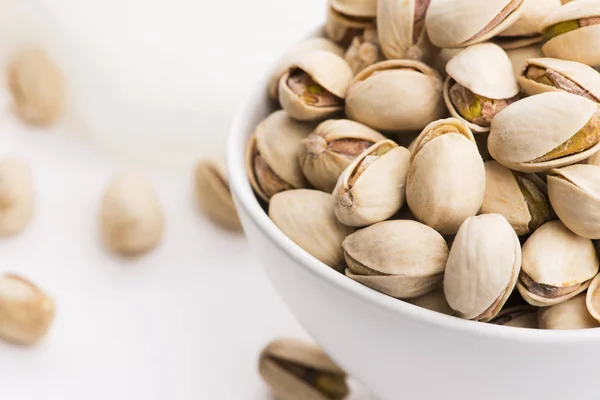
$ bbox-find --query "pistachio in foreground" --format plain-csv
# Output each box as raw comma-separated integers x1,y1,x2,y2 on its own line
489,306,539,329
539,293,600,329
0,157,35,237
0,273,55,345
343,220,449,299
259,338,349,400
517,220,599,307
344,29,383,75
444,214,522,322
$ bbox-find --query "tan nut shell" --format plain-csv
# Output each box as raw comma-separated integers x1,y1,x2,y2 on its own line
539,293,600,329
298,119,385,192
406,118,486,235
333,140,410,227
332,0,377,17
488,92,600,172
269,189,355,270
518,220,599,306
343,220,449,298
586,273,600,323
344,29,383,76
406,288,454,316
377,0,436,61
326,5,376,45
505,45,544,78
268,38,344,100
444,43,520,132
499,0,562,37
345,60,445,132
279,50,353,121
426,0,525,48
540,0,600,67
0,157,34,237
431,48,463,78
444,214,522,321
547,164,600,239
519,58,600,99
246,110,313,202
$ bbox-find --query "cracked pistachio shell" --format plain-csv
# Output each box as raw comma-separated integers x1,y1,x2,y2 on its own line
259,338,349,400
444,43,520,133
407,118,485,235
246,111,313,202
345,60,445,132
269,190,355,271
517,220,599,306
325,3,376,46
279,50,353,121
547,164,600,238
268,38,344,100
331,0,376,18
343,220,449,298
505,45,544,78
519,58,600,100
0,274,55,345
490,306,539,328
344,29,383,76
498,0,561,37
333,140,410,227
377,0,436,61
0,157,34,237
539,293,600,329
540,0,600,67
298,119,385,192
444,214,522,321
480,160,552,236
586,273,600,323
406,287,454,316
489,92,600,172
426,0,525,48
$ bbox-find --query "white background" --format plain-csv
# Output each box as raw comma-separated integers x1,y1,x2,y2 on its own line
0,0,371,399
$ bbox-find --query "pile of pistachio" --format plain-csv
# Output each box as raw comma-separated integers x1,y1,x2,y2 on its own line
246,0,600,331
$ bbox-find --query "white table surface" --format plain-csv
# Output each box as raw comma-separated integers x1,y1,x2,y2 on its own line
0,0,370,398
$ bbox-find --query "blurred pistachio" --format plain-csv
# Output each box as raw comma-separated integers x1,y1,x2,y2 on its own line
539,293,600,329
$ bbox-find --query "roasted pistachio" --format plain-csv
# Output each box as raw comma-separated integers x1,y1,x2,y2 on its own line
406,287,454,316
495,0,561,49
298,119,385,192
343,220,449,298
489,306,539,328
344,29,383,76
259,338,349,400
539,293,600,329
325,2,376,47
0,157,35,237
444,214,522,322
517,220,598,306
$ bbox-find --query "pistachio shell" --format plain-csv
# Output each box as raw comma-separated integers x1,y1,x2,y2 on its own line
431,48,463,77
444,214,522,321
331,0,377,18
426,0,525,48
333,140,410,227
246,110,313,202
345,60,445,132
325,4,376,46
547,164,600,238
586,273,600,323
490,306,539,328
539,293,600,329
540,0,600,66
0,157,35,236
269,189,355,270
268,38,345,100
298,119,385,192
344,29,383,76
517,220,599,306
498,0,561,37
343,220,449,298
489,92,600,172
407,118,486,235
279,50,353,121
406,287,454,316
505,45,544,79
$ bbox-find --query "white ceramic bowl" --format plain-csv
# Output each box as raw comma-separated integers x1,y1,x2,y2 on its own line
226,40,600,400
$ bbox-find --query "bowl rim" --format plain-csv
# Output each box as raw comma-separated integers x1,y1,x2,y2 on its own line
226,32,600,343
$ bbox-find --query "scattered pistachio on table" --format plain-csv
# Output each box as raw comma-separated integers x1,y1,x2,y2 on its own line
0,157,35,237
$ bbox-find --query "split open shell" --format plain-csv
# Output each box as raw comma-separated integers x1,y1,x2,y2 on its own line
495,0,562,48
539,293,600,329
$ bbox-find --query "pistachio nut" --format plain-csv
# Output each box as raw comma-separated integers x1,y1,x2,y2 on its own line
586,150,600,167
377,0,436,61
426,0,525,49
444,214,522,322
246,110,313,202
489,92,600,172
547,164,600,239
325,2,376,47
540,0,600,67
345,60,445,132
517,220,599,307
0,273,55,345
480,160,553,236
333,140,410,227
269,189,355,271
504,44,544,78
344,29,383,76
268,38,344,100
331,0,376,18
489,306,539,328
0,157,35,237
406,118,486,235
444,43,520,133
259,338,349,400
7,47,65,126
406,287,454,316
194,158,242,232
539,293,600,329
495,0,562,49
586,273,600,323
298,119,386,192
343,220,449,298
519,58,600,101
279,50,353,121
